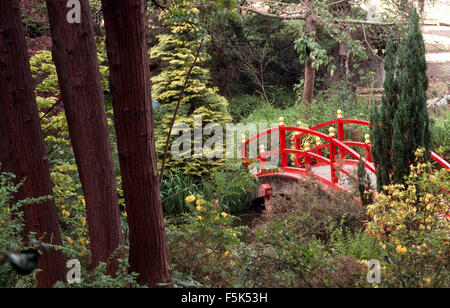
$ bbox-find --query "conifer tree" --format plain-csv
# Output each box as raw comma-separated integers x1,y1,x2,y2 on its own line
392,9,430,184
151,13,232,178
370,39,399,191
371,9,430,188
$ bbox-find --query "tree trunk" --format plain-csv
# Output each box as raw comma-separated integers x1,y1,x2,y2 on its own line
100,0,171,286
302,0,315,105
418,0,425,14
45,0,124,274
0,0,65,288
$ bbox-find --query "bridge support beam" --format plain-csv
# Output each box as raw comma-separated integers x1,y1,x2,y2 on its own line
259,184,273,213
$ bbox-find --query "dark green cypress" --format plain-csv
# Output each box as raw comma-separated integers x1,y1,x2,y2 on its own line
392,9,430,184
371,9,430,188
371,38,399,191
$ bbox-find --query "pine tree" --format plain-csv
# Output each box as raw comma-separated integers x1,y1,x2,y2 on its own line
151,14,232,178
371,9,430,188
392,9,430,184
370,39,399,191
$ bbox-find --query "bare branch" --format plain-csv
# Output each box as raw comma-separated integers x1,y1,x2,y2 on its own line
239,6,307,20
362,24,383,61
239,6,395,26
327,0,347,6
159,38,205,183
336,19,395,26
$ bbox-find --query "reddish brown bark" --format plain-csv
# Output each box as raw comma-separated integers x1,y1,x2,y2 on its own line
45,0,124,274
0,0,65,288
100,0,170,286
302,0,316,105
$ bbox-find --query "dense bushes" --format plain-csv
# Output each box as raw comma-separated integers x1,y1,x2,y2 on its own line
366,152,449,287
0,170,52,288
430,109,450,158
161,163,257,215
165,177,373,288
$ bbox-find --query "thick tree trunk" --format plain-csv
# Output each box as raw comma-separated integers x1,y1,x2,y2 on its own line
100,0,171,286
0,0,65,288
302,0,315,105
45,0,124,274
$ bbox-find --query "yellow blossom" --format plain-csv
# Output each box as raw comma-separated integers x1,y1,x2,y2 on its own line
197,216,202,221
196,205,206,212
221,212,228,218
224,251,230,257
396,245,407,254
62,209,70,217
425,277,431,284
185,195,196,203
195,199,203,206
66,237,73,245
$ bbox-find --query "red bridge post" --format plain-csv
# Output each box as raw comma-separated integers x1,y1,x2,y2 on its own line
337,110,345,161
329,127,338,184
364,134,372,162
304,142,311,168
279,117,288,168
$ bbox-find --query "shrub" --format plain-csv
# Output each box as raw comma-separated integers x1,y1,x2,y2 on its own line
166,194,246,287
430,110,450,159
150,9,232,178
229,94,264,122
266,180,367,241
366,151,449,287
0,170,52,288
161,172,203,214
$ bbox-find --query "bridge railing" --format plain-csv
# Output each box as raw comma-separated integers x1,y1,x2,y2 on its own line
241,116,375,187
241,110,449,189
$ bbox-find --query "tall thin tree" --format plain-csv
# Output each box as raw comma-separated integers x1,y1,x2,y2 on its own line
45,0,124,274
392,8,430,183
302,0,316,105
100,0,171,286
0,0,65,287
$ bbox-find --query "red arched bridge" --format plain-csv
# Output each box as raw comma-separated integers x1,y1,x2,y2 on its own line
240,110,450,201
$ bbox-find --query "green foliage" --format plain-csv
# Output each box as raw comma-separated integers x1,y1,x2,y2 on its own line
53,255,142,288
372,10,431,188
370,39,398,191
242,88,370,130
392,9,430,184
430,110,450,158
228,94,265,122
366,156,449,287
161,172,203,214
294,20,332,70
151,8,232,178
161,163,257,214
234,180,367,288
0,170,52,288
329,229,382,261
166,194,246,287
202,163,257,213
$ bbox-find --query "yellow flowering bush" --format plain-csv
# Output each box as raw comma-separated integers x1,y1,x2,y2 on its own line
366,154,449,287
166,195,246,287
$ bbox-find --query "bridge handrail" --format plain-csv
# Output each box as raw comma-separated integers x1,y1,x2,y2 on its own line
242,116,449,190
244,125,375,176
